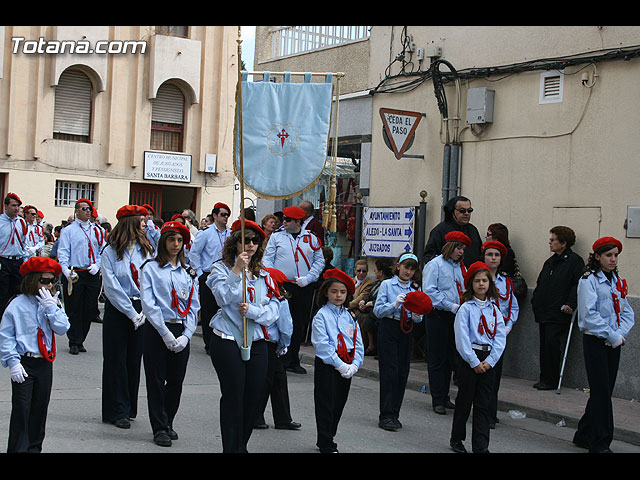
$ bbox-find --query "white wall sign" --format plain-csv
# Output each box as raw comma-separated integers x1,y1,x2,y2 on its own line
144,151,192,183
361,206,415,258
379,108,422,160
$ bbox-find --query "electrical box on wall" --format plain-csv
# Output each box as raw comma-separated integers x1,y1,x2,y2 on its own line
466,87,495,124
626,205,640,237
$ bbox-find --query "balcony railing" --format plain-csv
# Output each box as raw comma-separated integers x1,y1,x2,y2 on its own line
270,26,370,58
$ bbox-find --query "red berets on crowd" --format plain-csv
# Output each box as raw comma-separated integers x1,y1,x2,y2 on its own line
75,198,93,209
141,204,155,215
445,231,471,246
116,205,148,219
323,268,356,296
592,236,622,253
170,214,185,223
6,193,22,205
161,221,191,245
20,256,62,277
403,291,433,315
481,240,507,257
230,219,266,240
464,261,491,289
283,206,305,220
214,202,231,212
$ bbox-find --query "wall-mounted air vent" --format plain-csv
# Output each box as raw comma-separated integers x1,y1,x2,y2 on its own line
539,70,564,104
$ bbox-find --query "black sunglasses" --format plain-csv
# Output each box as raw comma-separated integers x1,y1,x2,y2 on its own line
39,277,55,285
456,208,473,214
243,236,260,245
78,206,92,212
218,212,230,217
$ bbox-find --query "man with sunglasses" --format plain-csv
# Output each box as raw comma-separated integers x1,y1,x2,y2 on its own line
57,198,103,355
189,202,232,355
23,205,45,260
263,205,324,374
423,195,482,267
0,193,29,320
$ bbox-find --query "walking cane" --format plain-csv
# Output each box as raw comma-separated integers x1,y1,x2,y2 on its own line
556,309,577,394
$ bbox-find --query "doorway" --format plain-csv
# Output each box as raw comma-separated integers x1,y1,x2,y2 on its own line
130,182,197,222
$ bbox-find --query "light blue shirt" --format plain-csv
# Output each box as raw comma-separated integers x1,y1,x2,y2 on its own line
0,294,70,368
145,220,160,253
264,298,293,354
25,223,45,258
373,275,424,323
140,260,200,339
262,228,324,283
0,213,28,258
101,243,153,319
578,270,634,344
57,219,103,269
495,273,519,333
311,302,364,369
422,254,465,312
189,225,231,277
454,298,506,369
207,260,280,341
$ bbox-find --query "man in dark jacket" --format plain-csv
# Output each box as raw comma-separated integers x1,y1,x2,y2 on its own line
531,226,584,390
423,196,482,266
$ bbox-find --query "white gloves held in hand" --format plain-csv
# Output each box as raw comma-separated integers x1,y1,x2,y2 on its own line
88,264,100,275
10,363,28,383
295,276,310,288
336,362,358,379
37,287,60,308
161,331,189,352
394,293,406,308
130,312,146,330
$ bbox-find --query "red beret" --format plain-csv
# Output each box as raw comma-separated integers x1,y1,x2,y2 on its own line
592,236,622,253
283,206,305,220
116,205,148,219
445,231,471,246
214,202,231,212
161,221,191,245
20,256,62,277
266,268,288,286
141,204,155,215
23,204,37,214
482,240,507,257
230,219,266,240
6,193,22,205
170,213,185,223
37,211,44,218
75,198,93,209
464,261,491,289
323,268,356,296
403,291,433,315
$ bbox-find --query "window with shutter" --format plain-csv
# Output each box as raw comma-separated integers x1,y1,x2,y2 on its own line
53,69,92,142
151,83,185,152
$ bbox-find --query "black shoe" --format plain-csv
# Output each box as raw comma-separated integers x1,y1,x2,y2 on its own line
167,428,178,440
113,418,130,429
78,344,86,352
378,418,399,431
445,399,455,409
364,349,377,356
536,383,555,390
253,423,269,429
286,365,307,374
275,421,301,430
433,405,446,415
153,431,172,447
69,345,79,355
450,440,467,453
474,448,490,453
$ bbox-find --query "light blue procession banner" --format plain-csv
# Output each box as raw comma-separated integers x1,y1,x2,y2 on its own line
235,71,334,199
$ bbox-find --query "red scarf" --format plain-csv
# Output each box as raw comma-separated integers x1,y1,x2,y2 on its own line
337,324,358,364
37,328,56,362
477,303,498,339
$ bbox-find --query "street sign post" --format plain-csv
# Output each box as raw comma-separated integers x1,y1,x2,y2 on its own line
362,206,415,258
379,108,423,160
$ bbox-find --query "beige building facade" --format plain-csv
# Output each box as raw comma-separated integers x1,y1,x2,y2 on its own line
0,25,239,226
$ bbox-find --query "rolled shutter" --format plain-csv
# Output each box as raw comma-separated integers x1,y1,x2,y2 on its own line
53,69,92,136
152,83,184,125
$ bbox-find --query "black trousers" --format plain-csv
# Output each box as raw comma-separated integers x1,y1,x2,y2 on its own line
143,322,190,435
451,349,495,452
425,309,457,407
0,256,23,320
538,322,570,386
573,334,621,452
62,270,100,347
377,317,413,421
489,355,504,424
198,272,220,354
282,283,315,369
101,298,143,422
210,334,267,453
314,356,351,452
8,356,53,453
256,340,293,426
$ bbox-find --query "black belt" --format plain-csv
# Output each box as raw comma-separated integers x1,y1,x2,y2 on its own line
1,255,23,261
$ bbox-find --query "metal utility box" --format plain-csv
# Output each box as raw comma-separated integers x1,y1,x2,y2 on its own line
466,87,494,124
626,205,640,237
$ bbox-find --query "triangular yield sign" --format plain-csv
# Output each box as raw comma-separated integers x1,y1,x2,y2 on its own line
379,108,423,160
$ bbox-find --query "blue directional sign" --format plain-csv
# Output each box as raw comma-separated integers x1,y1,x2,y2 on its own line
361,206,415,258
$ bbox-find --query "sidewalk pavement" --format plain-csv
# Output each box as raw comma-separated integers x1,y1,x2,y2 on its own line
298,344,640,447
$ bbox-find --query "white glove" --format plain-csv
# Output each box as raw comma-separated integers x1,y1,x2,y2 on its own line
37,287,59,308
131,312,146,330
345,364,358,379
161,331,178,350
88,264,100,275
172,335,189,353
609,335,624,349
10,363,28,383
276,346,288,357
295,276,310,288
451,304,460,314
26,246,38,256
336,362,351,377
394,293,406,308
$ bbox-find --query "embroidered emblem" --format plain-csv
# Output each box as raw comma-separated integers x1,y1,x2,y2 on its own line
267,122,298,156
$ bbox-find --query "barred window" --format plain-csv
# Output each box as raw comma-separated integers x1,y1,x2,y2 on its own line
55,181,96,208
